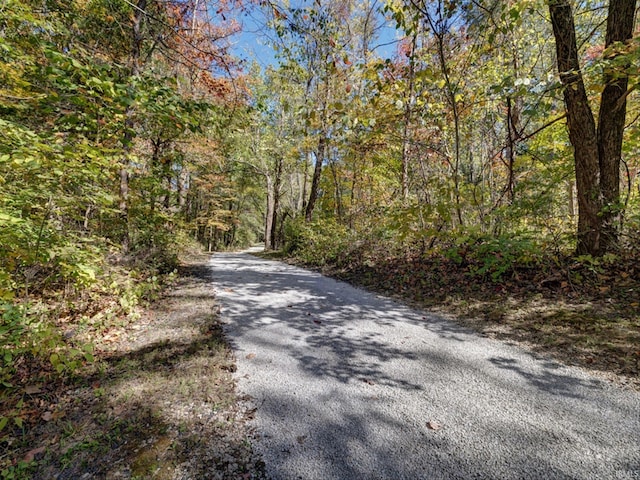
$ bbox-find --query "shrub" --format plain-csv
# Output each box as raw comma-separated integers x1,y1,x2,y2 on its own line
446,232,542,282
283,218,353,266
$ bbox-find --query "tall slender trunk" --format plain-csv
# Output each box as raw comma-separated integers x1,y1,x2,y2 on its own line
178,166,188,212
401,32,418,202
305,134,326,222
505,97,517,203
330,158,343,221
549,0,601,255
429,14,463,226
265,175,274,250
119,163,130,252
163,173,172,209
300,150,310,213
305,62,330,222
597,0,636,252
120,0,147,253
270,158,283,249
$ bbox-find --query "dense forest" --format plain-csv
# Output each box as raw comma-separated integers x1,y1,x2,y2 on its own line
1,0,639,474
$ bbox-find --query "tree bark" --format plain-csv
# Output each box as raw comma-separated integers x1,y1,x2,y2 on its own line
597,0,637,252
119,0,147,253
265,174,274,250
401,32,418,202
505,97,517,204
177,166,188,211
427,5,463,227
305,55,331,223
548,0,601,255
270,157,283,249
305,134,326,222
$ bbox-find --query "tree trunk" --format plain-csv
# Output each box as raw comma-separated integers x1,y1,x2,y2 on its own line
505,97,516,204
265,175,275,250
300,150,310,213
431,13,463,227
178,166,188,212
270,157,283,249
548,0,601,255
119,164,130,252
164,173,172,210
401,32,418,203
305,58,331,223
330,158,343,221
119,0,147,253
305,134,326,222
597,0,637,252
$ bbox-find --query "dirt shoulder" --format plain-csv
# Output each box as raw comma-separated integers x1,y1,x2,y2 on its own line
6,258,265,480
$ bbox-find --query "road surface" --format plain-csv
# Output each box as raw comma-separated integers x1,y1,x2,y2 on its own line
211,250,640,480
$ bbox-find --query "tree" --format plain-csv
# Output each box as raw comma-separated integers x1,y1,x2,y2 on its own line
548,0,637,255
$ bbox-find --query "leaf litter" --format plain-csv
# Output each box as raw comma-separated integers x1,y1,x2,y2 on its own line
8,258,266,480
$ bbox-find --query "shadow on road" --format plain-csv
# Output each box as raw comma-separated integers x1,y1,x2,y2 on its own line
212,252,640,480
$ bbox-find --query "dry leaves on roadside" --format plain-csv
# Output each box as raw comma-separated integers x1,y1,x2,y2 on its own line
427,420,442,431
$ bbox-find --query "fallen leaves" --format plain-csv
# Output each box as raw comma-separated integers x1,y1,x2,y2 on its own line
24,385,42,395
426,420,442,431
23,446,46,463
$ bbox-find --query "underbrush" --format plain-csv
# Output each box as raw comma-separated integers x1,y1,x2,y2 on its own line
0,232,190,477
283,217,639,292
283,218,354,265
1,259,264,480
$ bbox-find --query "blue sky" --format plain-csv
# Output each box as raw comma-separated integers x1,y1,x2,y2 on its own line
229,2,401,69
231,6,278,67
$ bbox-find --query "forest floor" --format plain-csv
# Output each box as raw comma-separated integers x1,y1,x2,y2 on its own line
5,249,638,479
5,256,265,480
262,250,640,391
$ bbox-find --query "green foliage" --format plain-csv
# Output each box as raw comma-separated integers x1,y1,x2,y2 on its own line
574,253,619,276
445,233,542,282
0,0,242,455
283,218,352,265
0,299,99,388
0,459,33,480
0,303,28,387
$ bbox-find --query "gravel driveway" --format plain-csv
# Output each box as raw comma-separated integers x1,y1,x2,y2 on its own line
212,250,640,480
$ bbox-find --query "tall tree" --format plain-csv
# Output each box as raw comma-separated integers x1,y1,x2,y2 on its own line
548,0,637,255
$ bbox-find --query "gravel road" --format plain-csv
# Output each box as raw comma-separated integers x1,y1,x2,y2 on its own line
212,250,640,480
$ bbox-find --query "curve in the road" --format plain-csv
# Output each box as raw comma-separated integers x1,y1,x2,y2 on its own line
212,251,640,480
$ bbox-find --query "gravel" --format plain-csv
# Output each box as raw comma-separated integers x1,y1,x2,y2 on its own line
212,250,640,480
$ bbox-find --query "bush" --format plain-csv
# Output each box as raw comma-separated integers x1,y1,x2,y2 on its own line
445,232,542,282
283,218,353,266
